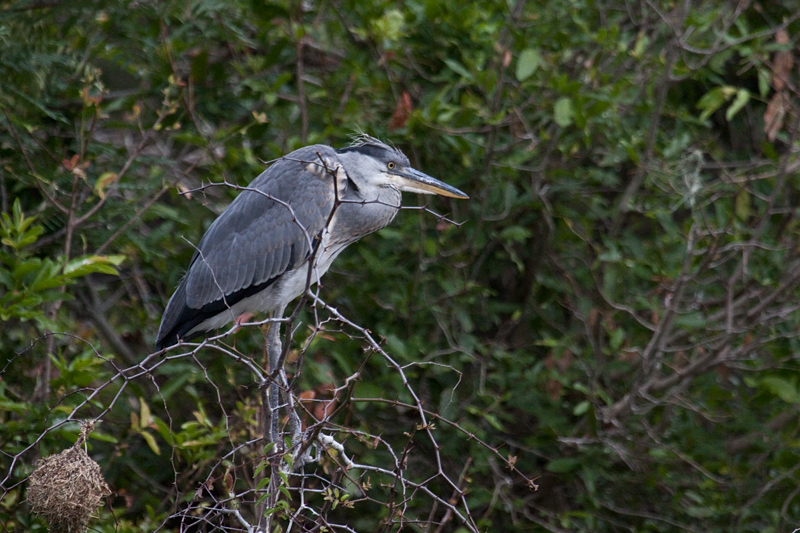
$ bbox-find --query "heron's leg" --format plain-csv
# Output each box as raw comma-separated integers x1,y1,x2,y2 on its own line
267,309,305,463
258,314,284,533
286,383,303,444
267,316,282,446
280,370,306,462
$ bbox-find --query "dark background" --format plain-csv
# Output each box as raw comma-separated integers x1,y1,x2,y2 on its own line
2,0,800,531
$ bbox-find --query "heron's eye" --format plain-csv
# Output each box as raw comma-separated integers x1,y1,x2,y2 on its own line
387,162,396,170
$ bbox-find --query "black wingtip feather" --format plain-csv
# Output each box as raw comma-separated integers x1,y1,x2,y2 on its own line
155,275,282,350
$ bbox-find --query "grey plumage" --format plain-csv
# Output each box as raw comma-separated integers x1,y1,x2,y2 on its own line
156,137,467,350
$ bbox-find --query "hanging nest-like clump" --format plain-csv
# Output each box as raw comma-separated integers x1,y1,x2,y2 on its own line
27,420,111,533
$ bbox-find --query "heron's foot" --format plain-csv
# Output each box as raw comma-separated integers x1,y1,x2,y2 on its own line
284,429,313,470
312,434,354,470
281,432,352,471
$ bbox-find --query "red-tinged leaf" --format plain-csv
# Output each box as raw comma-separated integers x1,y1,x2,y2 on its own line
772,29,793,91
62,154,79,171
94,172,118,199
764,92,787,142
388,92,413,131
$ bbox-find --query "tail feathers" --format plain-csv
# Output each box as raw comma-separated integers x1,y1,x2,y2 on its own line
156,283,197,350
156,273,284,350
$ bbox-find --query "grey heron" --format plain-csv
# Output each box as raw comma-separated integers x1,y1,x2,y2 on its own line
156,136,468,350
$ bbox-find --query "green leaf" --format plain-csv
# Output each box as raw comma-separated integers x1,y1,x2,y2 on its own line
443,58,473,81
516,48,543,82
372,8,406,43
466,406,504,431
63,254,125,278
256,491,271,507
12,198,23,228
725,88,750,121
573,400,591,416
631,31,650,58
13,258,42,282
94,172,118,199
760,376,800,403
15,226,44,249
254,462,269,477
89,431,119,444
141,430,161,455
757,68,771,98
554,97,574,127
697,86,736,121
0,269,13,290
140,397,153,428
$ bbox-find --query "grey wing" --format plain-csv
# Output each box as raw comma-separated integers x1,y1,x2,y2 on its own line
185,145,339,308
156,145,342,348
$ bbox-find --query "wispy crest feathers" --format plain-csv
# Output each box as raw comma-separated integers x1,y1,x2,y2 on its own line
348,132,394,150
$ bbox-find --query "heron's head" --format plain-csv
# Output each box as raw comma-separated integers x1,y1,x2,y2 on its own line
337,137,468,200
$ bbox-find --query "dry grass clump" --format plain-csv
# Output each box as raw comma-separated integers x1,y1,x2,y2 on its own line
28,421,111,533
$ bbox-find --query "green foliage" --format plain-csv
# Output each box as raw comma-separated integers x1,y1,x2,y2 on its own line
0,199,124,328
2,0,800,531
